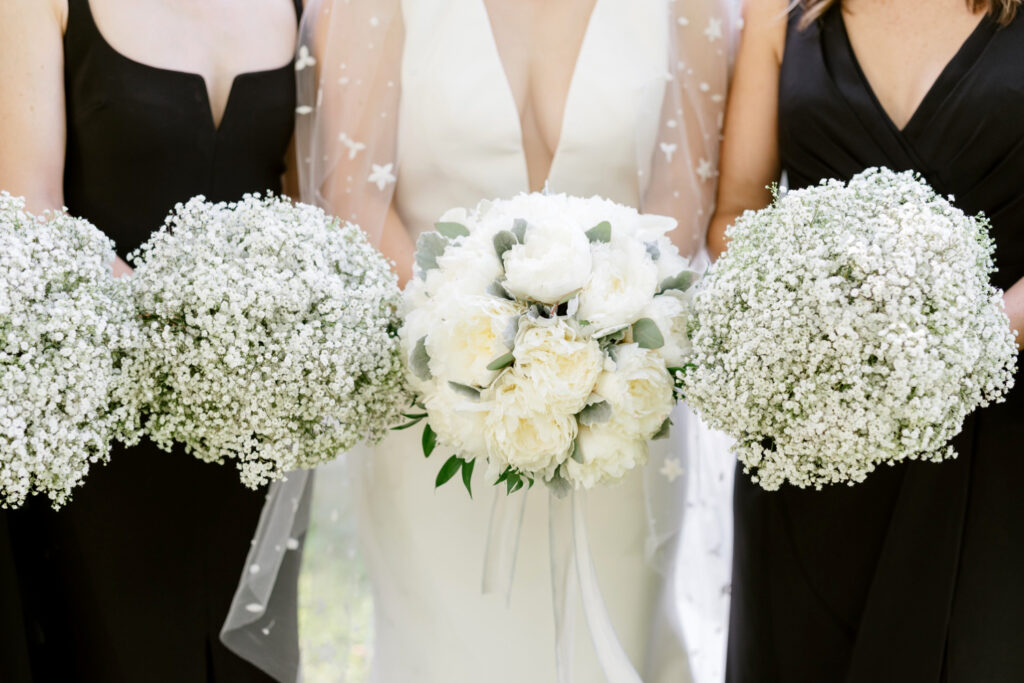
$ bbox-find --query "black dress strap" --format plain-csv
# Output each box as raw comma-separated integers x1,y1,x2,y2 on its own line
293,0,304,20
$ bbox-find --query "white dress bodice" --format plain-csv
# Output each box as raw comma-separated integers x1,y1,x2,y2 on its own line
355,2,687,681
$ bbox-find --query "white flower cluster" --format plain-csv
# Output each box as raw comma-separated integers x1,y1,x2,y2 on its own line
124,195,410,488
400,193,698,493
685,168,1018,490
0,193,139,509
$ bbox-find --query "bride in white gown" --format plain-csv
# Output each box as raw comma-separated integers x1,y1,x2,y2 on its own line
222,1,737,681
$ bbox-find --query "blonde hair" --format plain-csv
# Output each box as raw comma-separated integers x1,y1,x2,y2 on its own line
797,0,1021,28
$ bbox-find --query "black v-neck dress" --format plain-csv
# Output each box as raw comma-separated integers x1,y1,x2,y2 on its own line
727,8,1024,683
3,1,301,681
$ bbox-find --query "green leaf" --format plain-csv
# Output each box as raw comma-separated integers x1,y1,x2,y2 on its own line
548,469,572,499
391,420,422,431
577,401,612,427
436,455,464,488
597,326,628,345
415,232,449,274
448,381,481,400
570,436,583,462
585,221,612,243
509,477,525,494
422,423,437,458
410,337,431,381
461,458,475,497
633,318,665,350
493,230,518,260
511,218,528,243
645,241,661,260
402,412,428,420
486,351,515,371
487,280,514,300
434,221,470,239
652,417,672,440
658,270,699,294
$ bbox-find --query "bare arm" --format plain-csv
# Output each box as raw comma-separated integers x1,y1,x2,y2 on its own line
0,0,131,276
1005,278,1024,351
707,0,788,260
380,201,414,287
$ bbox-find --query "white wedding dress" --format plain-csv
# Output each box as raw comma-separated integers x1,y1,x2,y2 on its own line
221,1,738,682
361,3,677,681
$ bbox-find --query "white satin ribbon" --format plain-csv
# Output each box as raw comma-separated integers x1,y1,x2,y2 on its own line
480,487,643,683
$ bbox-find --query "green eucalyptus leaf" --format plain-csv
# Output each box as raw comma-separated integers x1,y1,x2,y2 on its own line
448,381,481,400
493,230,518,260
511,218,528,243
487,280,514,300
461,458,475,497
585,221,612,244
422,423,437,458
570,436,584,462
486,351,515,372
578,401,612,427
415,232,449,274
651,417,672,440
633,318,665,350
434,221,470,239
658,270,699,294
548,469,572,499
410,337,432,381
645,241,661,260
436,455,463,488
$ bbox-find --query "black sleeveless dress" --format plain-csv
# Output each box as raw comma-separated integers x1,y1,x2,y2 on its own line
4,1,301,681
727,8,1024,683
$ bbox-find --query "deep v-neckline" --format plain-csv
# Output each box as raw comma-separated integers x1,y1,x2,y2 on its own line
477,0,601,191
82,0,295,132
836,9,995,138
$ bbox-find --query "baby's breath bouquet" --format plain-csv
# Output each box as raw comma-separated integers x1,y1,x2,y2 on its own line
124,194,410,488
399,193,699,495
0,193,139,509
685,168,1018,490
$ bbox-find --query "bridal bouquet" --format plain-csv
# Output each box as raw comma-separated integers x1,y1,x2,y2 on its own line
0,193,139,508
684,168,1018,490
124,194,410,488
399,193,699,494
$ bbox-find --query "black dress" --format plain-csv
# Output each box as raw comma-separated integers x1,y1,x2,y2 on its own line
727,8,1024,683
4,1,301,681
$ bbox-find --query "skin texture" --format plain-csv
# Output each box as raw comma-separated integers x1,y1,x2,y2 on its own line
709,0,1022,348
0,0,297,277
381,0,599,286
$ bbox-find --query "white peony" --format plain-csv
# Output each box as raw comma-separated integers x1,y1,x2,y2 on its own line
483,372,578,479
425,295,523,388
564,424,649,489
578,238,659,334
422,382,489,459
502,220,592,304
595,344,675,439
639,291,694,367
512,318,604,414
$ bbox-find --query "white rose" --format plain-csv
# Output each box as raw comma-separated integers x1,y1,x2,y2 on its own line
483,372,578,480
426,232,503,299
513,319,604,414
422,382,489,459
595,344,674,439
577,239,659,334
425,295,522,388
639,291,693,367
631,214,678,242
564,424,649,489
502,220,592,304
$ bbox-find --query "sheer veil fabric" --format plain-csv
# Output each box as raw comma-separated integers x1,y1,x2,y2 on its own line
222,1,739,681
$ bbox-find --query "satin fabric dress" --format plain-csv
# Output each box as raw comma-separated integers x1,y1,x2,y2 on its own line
727,8,1024,683
4,1,301,681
